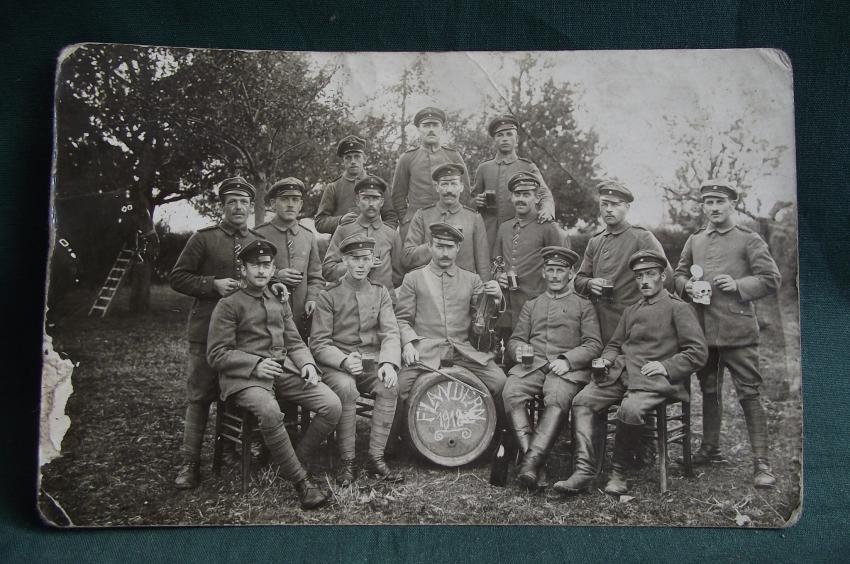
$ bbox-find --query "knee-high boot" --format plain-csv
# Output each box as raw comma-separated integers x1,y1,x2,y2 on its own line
604,421,643,496
553,406,600,494
517,407,564,490
740,397,776,488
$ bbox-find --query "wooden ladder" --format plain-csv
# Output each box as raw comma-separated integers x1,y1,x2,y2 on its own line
88,243,136,318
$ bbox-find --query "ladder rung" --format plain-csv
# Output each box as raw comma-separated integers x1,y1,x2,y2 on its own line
106,277,121,282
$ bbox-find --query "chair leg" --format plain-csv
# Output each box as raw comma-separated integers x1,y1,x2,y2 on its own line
657,404,668,493
241,409,254,493
212,400,224,476
683,401,694,477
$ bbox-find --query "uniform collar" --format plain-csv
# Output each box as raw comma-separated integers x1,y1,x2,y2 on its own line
240,284,271,299
428,261,458,277
706,221,736,234
421,143,442,153
270,215,300,235
219,220,249,237
642,290,668,305
342,273,370,290
495,152,518,165
604,221,631,236
436,200,462,214
357,215,384,230
342,170,367,183
513,213,537,228
546,287,573,299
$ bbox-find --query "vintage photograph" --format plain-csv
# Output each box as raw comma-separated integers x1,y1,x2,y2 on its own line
40,46,800,527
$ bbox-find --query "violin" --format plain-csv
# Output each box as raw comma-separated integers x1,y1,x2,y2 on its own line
470,256,506,354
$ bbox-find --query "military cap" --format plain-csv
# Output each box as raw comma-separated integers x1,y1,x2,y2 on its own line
628,249,668,271
217,177,256,201
431,162,467,182
266,177,306,202
336,135,367,157
339,233,377,256
699,179,739,201
597,180,634,203
508,171,541,192
238,239,277,263
354,175,389,195
429,222,464,243
488,114,519,137
541,246,580,268
414,106,447,126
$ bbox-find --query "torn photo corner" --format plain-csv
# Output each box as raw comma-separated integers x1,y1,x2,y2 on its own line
40,45,801,527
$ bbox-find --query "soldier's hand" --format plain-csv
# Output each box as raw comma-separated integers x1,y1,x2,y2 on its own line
549,358,570,376
537,209,555,223
277,268,304,286
339,212,359,226
684,280,695,298
641,361,668,378
483,280,502,299
402,343,419,366
712,274,738,293
254,358,284,380
302,364,320,386
304,300,316,316
343,352,363,376
379,363,398,388
271,282,289,302
214,278,240,297
472,193,487,208
371,256,383,269
588,278,605,296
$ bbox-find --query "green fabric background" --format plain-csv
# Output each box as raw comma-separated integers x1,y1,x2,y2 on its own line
3,1,847,561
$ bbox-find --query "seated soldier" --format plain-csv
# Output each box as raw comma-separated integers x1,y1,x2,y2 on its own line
502,246,602,490
553,249,707,497
395,223,507,428
207,240,342,510
310,233,405,485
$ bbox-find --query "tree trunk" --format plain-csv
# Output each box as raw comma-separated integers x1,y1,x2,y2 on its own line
128,261,152,314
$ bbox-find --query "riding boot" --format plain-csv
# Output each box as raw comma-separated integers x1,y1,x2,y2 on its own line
604,421,643,496
553,406,599,495
508,405,533,455
740,397,777,488
517,406,564,490
693,392,724,465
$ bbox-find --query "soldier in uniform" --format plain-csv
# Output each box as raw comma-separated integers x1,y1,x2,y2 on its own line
254,177,325,339
674,180,782,488
310,233,405,485
395,223,506,424
315,135,397,234
322,175,404,302
554,250,707,496
207,240,340,509
492,171,568,332
502,247,602,490
402,162,490,280
472,114,556,246
391,106,470,243
169,177,264,489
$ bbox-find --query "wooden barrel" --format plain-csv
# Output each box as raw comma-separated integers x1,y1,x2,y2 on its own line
406,366,497,467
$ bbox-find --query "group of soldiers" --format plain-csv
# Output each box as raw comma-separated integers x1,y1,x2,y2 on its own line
168,107,782,511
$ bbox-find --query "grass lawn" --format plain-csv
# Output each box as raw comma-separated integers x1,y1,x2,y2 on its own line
40,284,802,527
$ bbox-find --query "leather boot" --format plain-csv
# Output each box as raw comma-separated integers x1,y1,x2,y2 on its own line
336,458,357,486
294,477,329,510
508,406,533,455
740,397,776,488
604,421,643,496
174,461,200,490
517,407,564,490
221,441,241,467
693,392,723,465
553,406,599,495
365,453,405,483
753,458,777,489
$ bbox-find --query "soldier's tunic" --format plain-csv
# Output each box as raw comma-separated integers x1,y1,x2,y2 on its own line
254,216,325,337
391,144,469,241
169,220,264,402
309,276,402,459
573,291,708,424
573,222,672,344
322,216,404,301
502,290,602,411
314,171,398,234
402,201,490,281
395,262,506,404
207,285,341,482
674,222,781,398
472,154,556,245
492,215,567,329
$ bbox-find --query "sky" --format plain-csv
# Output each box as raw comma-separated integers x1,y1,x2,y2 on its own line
158,49,796,232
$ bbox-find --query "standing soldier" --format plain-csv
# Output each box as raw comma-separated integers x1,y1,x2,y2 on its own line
402,163,490,280
674,180,782,488
391,106,469,243
322,175,404,302
502,247,602,490
315,135,397,235
472,114,556,246
492,171,567,333
311,234,405,485
169,177,264,489
207,240,340,509
254,177,325,339
554,250,707,496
